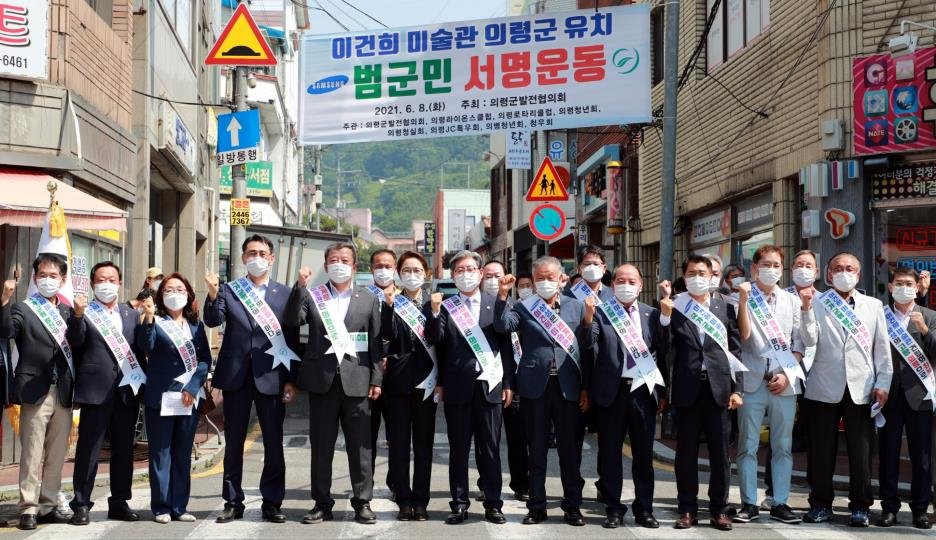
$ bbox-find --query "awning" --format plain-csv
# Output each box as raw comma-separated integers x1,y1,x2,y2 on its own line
0,168,127,231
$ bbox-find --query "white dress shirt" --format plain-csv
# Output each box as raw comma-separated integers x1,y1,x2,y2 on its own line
251,277,270,301
327,282,354,321
94,300,123,333
893,303,912,330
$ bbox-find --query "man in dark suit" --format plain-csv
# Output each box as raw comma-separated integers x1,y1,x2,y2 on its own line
584,264,668,529
494,256,588,526
426,250,513,525
204,234,299,524
1,254,86,530
368,249,396,499
659,254,744,531
69,262,146,525
285,241,382,525
878,267,936,529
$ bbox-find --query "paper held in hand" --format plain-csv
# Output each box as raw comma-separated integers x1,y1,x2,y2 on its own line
161,391,193,416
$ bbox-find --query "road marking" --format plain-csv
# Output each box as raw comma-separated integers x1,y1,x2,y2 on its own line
184,487,266,540
20,491,151,539
769,522,863,540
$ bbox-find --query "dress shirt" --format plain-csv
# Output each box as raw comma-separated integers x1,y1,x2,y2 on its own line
893,303,912,330
251,277,270,301
94,300,123,334
327,282,354,322
661,293,712,369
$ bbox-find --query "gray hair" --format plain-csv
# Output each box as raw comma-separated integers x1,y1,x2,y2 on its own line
532,256,562,274
324,241,357,263
703,253,724,270
449,250,482,270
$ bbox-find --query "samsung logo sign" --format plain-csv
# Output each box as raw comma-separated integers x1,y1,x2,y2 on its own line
307,75,348,95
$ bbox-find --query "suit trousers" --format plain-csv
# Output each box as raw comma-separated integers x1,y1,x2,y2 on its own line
444,382,504,511
308,376,373,509
522,377,583,512
221,378,286,508
145,406,199,517
674,379,731,515
879,390,932,514
805,393,873,511
18,385,72,515
737,385,796,506
503,398,529,493
385,391,437,508
70,395,140,510
596,380,657,517
369,395,392,492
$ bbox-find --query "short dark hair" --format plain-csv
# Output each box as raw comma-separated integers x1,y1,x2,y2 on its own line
484,259,506,273
91,261,122,281
33,253,67,276
136,288,153,301
324,241,357,263
577,245,605,265
370,249,396,266
396,251,429,273
242,234,273,254
682,254,713,274
516,272,533,284
752,245,784,264
892,266,919,283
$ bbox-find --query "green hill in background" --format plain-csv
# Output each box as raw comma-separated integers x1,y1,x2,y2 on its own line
304,136,492,233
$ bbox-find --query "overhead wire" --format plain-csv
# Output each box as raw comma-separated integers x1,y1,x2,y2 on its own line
320,0,368,30
336,0,388,28
132,89,234,110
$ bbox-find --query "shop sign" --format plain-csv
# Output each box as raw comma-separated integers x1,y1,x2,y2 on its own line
895,226,936,252
853,46,936,155
230,198,251,225
71,254,89,296
691,208,730,246
159,104,197,177
825,208,855,239
0,0,48,80
220,161,274,197
423,222,437,254
506,130,530,169
606,161,624,234
871,160,936,201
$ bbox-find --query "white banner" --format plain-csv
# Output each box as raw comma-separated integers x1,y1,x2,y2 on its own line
506,130,531,169
0,0,48,80
298,5,651,144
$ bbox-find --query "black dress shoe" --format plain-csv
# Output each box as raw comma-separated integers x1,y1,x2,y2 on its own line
564,509,585,526
603,513,622,528
355,503,377,524
485,508,506,524
877,512,897,527
914,512,932,530
635,514,660,528
36,510,70,524
18,514,36,530
397,505,413,521
446,509,467,524
216,505,244,523
107,507,140,522
261,503,286,524
70,507,90,526
412,506,429,521
514,489,530,502
523,510,547,524
302,505,333,524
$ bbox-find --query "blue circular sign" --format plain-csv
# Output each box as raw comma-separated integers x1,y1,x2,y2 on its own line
529,203,566,241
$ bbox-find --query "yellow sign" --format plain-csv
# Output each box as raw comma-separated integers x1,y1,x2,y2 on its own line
524,156,570,202
205,4,277,66
230,198,251,225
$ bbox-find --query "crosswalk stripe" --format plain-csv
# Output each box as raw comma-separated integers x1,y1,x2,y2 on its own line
22,491,151,539
184,487,267,540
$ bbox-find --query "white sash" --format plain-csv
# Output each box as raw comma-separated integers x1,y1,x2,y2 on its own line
441,295,503,393
85,301,146,394
155,317,205,401
599,299,665,396
227,277,300,370
884,306,936,410
817,290,873,360
366,283,385,303
747,286,806,388
674,295,748,381
309,284,361,363
510,332,522,370
519,295,580,368
570,280,602,305
393,294,438,400
23,293,74,376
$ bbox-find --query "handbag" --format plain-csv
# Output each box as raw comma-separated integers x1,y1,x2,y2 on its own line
198,379,216,415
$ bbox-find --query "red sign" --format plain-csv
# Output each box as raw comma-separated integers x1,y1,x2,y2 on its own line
205,4,277,66
525,157,570,202
896,226,936,251
853,47,936,155
529,203,567,241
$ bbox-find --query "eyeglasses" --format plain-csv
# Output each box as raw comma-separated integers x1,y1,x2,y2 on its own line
400,268,424,276
452,266,479,275
163,288,187,295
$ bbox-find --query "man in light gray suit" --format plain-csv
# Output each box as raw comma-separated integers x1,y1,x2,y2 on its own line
800,251,892,528
285,241,383,525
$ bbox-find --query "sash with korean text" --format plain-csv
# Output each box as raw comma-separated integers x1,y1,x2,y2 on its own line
309,284,366,363
599,299,664,395
520,295,580,369
674,296,748,381
747,286,805,387
884,306,936,410
228,277,300,370
366,283,385,303
393,293,438,400
570,279,602,305
817,289,873,360
23,293,74,376
442,295,502,392
85,301,146,394
154,316,205,401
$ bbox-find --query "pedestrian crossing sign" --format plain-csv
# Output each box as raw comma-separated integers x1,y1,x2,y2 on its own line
205,4,277,66
524,156,569,202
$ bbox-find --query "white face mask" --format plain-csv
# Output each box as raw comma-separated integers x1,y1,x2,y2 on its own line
94,282,119,304
518,287,534,300
152,279,162,292
581,264,603,283
454,271,480,293
535,280,559,299
327,262,353,284
163,293,188,311
757,267,782,287
614,283,639,304
709,275,721,292
686,276,711,297
36,277,61,299
792,267,815,287
730,276,746,288
482,277,501,296
400,273,424,292
373,268,395,287
245,257,270,278
892,285,917,304
832,271,859,293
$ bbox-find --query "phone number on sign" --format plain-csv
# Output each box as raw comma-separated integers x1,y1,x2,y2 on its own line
0,55,28,69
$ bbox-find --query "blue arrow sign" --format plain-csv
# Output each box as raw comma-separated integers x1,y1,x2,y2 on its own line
217,109,260,153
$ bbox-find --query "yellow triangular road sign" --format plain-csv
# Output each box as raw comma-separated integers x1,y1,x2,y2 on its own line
205,3,277,66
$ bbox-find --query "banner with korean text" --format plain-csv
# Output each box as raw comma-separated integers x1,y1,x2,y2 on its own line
298,5,651,144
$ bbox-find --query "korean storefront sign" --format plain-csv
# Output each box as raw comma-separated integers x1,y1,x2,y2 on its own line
0,0,48,80
871,161,936,201
853,46,936,155
691,208,731,246
220,161,274,197
298,5,651,144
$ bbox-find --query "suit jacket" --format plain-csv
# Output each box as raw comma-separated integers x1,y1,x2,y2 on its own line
73,302,146,406
887,304,936,411
426,291,514,406
203,279,299,395
1,298,84,407
284,282,382,397
382,294,435,396
802,290,892,405
586,300,669,408
494,295,588,401
739,285,814,395
666,295,742,408
135,317,211,409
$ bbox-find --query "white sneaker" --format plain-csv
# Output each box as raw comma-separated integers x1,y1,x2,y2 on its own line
760,496,775,511
176,513,196,522
154,514,171,524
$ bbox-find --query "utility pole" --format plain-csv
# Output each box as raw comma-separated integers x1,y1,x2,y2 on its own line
658,0,680,282
314,145,322,230
336,157,342,232
231,66,249,278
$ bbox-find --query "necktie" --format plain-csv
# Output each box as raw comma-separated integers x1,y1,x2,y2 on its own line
626,306,637,369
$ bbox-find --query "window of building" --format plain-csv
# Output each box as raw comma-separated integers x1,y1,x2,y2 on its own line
651,7,664,86
706,0,770,70
160,0,192,57
85,0,113,26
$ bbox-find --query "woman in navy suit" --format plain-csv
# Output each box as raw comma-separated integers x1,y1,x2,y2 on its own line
136,272,210,523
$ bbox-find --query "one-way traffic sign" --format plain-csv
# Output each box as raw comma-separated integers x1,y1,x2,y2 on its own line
216,109,260,166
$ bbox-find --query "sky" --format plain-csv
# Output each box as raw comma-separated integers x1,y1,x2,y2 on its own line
303,0,510,35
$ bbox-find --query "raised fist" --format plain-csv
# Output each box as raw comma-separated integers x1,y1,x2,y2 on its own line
431,291,443,314
799,286,814,310
205,272,220,300
660,296,674,317
1,279,15,306
297,266,312,289
499,274,516,298
583,295,597,319
658,280,672,301
737,281,751,299
73,294,88,317
142,296,156,323
910,310,928,335
384,288,396,307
